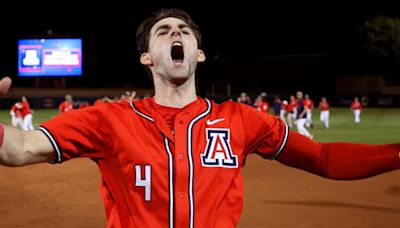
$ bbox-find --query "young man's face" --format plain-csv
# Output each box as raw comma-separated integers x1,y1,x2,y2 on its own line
140,17,205,84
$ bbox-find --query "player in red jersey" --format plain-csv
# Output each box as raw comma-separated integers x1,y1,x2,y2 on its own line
237,92,252,106
295,91,313,138
304,94,314,128
351,96,362,124
78,100,90,109
20,96,34,131
1,8,400,228
10,102,22,129
58,94,74,113
318,97,330,129
254,94,269,113
282,100,294,128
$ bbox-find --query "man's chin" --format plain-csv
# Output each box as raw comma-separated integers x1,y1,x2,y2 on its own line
168,73,192,85
171,77,189,85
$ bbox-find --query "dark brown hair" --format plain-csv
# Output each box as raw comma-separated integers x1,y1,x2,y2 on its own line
136,8,202,56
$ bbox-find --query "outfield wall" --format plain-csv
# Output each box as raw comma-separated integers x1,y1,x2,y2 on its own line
1,86,399,110
0,87,154,109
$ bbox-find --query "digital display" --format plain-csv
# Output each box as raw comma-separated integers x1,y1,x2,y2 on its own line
18,38,82,77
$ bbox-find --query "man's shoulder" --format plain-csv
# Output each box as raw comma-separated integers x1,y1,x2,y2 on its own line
207,98,239,108
208,98,258,113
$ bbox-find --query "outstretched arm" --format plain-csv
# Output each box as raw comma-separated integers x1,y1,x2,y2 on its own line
0,125,55,166
277,131,400,180
0,77,55,166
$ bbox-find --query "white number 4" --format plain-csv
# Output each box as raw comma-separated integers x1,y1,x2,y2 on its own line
135,165,151,201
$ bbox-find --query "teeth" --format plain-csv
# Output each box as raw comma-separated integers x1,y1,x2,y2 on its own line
172,42,182,46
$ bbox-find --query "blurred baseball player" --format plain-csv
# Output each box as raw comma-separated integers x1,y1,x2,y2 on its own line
10,101,22,129
20,96,34,131
282,100,294,128
289,94,298,118
304,94,314,128
318,97,330,129
295,91,313,138
254,94,269,113
58,94,74,113
1,8,400,228
351,96,362,124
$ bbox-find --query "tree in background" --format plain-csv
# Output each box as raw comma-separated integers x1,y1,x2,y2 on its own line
362,16,400,62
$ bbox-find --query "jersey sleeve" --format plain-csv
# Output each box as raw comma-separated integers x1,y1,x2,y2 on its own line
39,103,112,163
277,131,400,180
240,104,288,159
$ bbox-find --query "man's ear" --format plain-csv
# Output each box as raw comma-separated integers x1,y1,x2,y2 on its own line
197,50,206,62
140,52,152,65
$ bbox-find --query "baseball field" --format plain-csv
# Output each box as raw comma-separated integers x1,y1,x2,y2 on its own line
0,107,399,227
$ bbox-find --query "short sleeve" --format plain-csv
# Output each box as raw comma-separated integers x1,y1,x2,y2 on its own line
241,104,288,160
39,103,112,163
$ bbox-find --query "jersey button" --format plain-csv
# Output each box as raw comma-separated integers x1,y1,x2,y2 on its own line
178,191,184,198
178,153,184,160
178,120,183,124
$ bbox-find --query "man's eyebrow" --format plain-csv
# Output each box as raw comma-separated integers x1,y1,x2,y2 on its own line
154,24,171,34
178,24,190,30
154,23,190,34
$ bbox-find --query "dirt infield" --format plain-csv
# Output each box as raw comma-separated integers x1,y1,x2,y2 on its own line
1,155,400,228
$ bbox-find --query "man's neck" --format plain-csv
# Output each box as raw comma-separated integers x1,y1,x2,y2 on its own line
153,76,197,108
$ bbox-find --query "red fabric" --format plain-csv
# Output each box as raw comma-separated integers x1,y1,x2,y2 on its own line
290,99,298,108
351,101,362,110
39,97,287,227
93,99,104,106
255,100,269,113
319,101,329,111
11,103,22,117
59,101,73,113
21,101,31,117
148,98,181,131
303,99,314,109
284,103,294,113
278,131,400,180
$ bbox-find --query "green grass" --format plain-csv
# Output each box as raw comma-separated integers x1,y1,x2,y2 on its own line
0,107,399,144
0,109,58,129
305,107,400,144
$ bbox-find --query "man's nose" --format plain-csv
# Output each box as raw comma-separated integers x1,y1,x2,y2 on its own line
171,29,181,37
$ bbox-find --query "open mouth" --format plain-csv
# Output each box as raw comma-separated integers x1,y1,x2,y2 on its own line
171,42,184,62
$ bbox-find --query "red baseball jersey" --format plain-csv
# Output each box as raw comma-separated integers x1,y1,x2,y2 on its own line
283,103,294,113
39,97,288,228
59,101,74,113
21,100,32,117
303,99,314,109
351,101,362,110
290,98,298,108
11,103,22,118
318,101,329,111
255,100,269,113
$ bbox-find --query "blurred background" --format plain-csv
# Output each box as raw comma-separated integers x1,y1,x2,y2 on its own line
1,2,400,108
1,3,400,228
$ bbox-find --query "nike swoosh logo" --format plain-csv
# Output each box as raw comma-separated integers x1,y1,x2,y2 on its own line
206,118,225,125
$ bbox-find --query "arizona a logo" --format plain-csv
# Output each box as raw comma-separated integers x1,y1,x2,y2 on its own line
201,128,238,168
